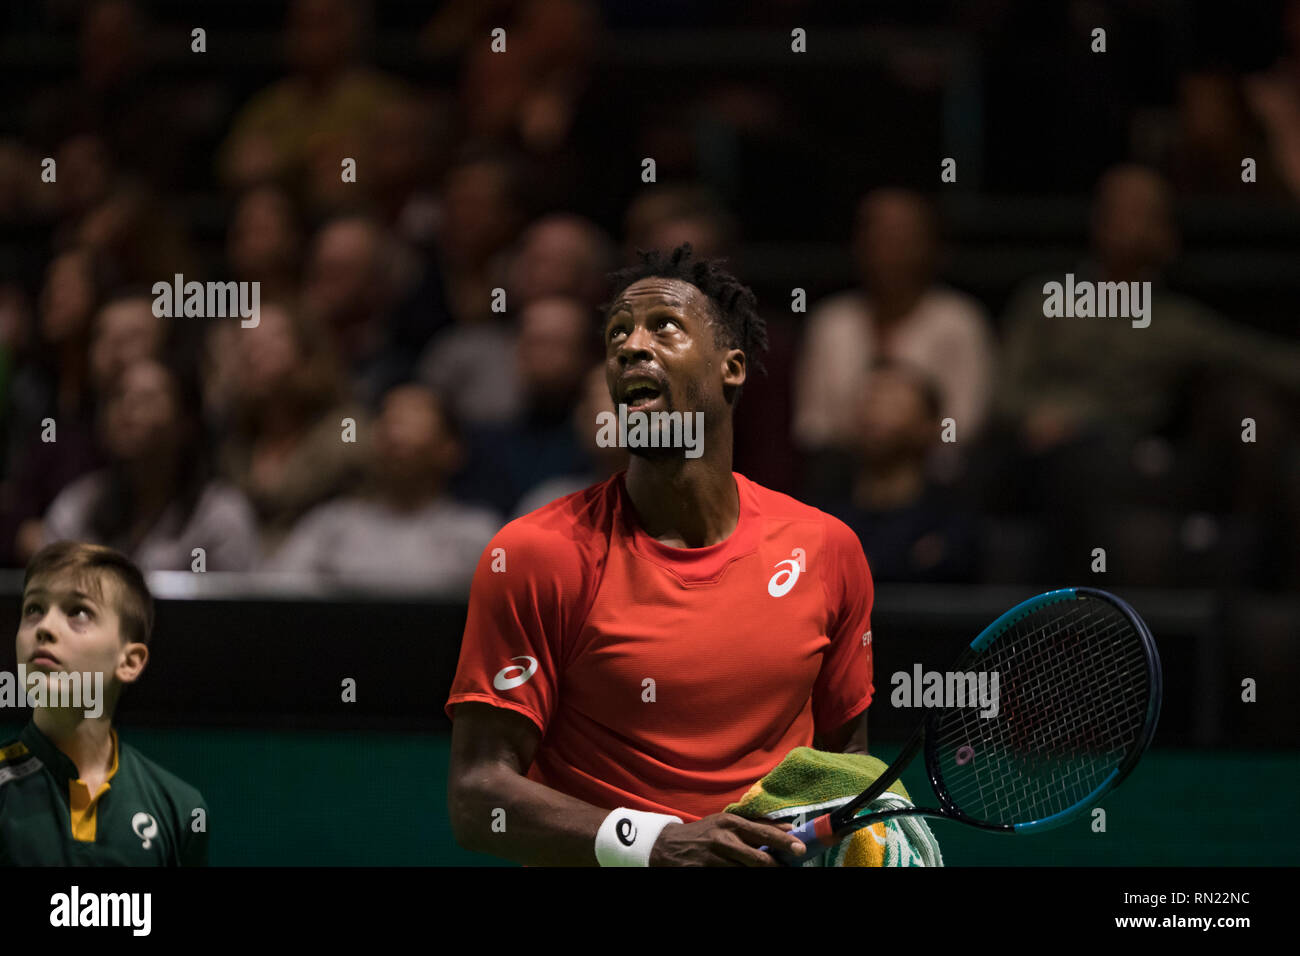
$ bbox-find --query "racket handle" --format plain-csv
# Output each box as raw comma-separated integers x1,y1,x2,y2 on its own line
760,815,837,867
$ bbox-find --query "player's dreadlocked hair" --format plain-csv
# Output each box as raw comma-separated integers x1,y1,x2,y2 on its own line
601,243,768,406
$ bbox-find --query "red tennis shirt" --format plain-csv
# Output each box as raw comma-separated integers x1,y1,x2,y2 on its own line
444,471,875,821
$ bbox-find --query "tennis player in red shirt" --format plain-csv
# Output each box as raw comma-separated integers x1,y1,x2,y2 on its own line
446,243,874,866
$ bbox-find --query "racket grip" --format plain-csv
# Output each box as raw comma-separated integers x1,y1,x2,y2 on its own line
760,815,836,867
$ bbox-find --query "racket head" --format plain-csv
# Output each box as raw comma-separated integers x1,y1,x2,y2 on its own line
919,587,1163,833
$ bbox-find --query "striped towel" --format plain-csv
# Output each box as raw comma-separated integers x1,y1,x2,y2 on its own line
724,746,943,867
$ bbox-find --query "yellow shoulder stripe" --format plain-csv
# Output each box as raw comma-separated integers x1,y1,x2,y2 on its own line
0,742,29,764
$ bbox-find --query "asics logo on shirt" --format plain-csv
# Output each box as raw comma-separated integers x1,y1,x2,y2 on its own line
493,655,539,690
131,812,159,850
768,550,806,598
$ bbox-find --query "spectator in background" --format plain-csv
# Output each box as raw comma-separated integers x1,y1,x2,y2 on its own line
436,0,605,215
300,213,450,407
622,184,737,265
363,91,454,251
6,248,101,460
217,0,410,212
48,134,115,242
451,296,598,514
73,177,197,289
416,313,520,429
265,384,500,595
817,360,979,584
504,213,615,311
451,0,601,154
218,302,369,558
432,210,614,431
994,164,1300,583
45,130,194,288
513,363,629,518
39,358,258,571
87,292,168,395
25,1,184,189
0,138,56,224
0,284,32,429
301,214,400,396
226,185,303,303
415,157,535,427
434,149,528,325
1244,0,1300,199
793,188,996,495
40,131,196,291
998,164,1300,449
200,316,243,441
1169,71,1286,196
419,0,517,61
2,251,106,556
3,287,170,567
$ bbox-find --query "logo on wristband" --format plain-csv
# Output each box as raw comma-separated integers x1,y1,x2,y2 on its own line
616,818,638,846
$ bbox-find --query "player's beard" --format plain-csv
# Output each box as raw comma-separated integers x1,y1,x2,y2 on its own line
626,378,702,462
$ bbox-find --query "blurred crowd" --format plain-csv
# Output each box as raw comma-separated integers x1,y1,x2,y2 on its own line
1,0,1299,594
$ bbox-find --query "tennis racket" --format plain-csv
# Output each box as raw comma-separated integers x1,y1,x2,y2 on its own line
760,586,1162,866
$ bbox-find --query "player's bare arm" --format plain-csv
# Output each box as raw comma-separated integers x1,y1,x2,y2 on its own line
817,712,869,755
448,702,608,865
448,702,807,866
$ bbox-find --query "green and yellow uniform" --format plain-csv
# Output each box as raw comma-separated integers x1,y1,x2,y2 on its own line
0,722,208,865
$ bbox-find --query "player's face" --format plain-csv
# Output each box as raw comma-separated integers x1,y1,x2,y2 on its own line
602,278,733,434
16,574,145,701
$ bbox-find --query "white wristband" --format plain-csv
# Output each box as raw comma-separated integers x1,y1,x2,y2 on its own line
594,808,683,866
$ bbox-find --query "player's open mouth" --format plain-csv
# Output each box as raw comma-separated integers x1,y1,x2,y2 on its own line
622,382,663,409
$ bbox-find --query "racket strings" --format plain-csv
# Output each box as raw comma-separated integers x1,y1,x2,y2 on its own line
987,629,1144,822
949,612,1146,822
931,599,1150,826
956,614,1144,821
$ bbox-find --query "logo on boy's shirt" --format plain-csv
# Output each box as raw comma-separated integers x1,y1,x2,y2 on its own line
131,812,159,851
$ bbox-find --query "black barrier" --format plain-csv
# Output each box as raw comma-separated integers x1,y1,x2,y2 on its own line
1,574,1291,746
0,572,466,733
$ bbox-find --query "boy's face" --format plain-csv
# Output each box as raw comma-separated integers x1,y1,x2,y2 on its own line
16,572,147,701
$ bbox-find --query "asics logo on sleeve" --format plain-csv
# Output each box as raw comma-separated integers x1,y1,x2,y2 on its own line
768,558,802,597
493,656,539,690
